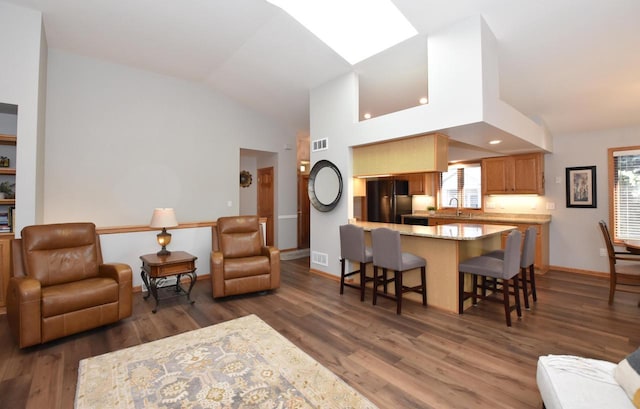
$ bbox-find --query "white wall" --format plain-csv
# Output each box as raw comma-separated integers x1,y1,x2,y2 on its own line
39,49,297,284
309,16,537,277
544,125,640,273
0,2,47,231
239,154,258,215
45,49,296,226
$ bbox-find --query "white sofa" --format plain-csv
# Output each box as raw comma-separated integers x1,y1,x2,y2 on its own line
537,355,635,409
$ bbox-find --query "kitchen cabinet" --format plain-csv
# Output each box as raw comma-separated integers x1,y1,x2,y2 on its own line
495,223,549,273
352,133,449,176
407,173,436,196
482,153,544,195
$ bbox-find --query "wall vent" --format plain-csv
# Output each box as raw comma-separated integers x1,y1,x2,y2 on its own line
311,251,329,266
312,138,328,152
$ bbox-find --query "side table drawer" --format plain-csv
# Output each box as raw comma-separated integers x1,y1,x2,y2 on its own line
152,261,195,277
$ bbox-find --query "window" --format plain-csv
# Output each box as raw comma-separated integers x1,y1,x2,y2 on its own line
440,163,481,209
610,146,640,241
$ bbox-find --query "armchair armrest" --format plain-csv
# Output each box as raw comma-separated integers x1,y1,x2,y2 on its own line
98,263,133,319
262,246,280,290
7,277,42,348
211,251,225,298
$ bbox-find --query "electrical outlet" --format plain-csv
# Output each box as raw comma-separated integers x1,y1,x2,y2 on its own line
546,202,555,210
599,248,607,257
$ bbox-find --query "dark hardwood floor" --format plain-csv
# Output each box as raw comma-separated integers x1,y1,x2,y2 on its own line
1,258,639,408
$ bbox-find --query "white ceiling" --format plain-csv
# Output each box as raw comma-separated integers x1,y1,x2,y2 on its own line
5,0,640,146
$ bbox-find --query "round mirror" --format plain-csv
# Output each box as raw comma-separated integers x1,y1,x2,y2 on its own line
308,160,343,212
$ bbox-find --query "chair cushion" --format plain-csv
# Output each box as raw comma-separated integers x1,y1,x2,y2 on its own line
614,348,640,408
459,256,506,279
223,256,270,280
41,277,119,318
537,354,634,409
400,252,426,271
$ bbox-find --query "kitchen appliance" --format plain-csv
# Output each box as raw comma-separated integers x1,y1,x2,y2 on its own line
403,215,429,226
366,178,412,224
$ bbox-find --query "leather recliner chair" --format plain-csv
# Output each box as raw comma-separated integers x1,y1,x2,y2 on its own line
7,222,133,348
210,215,280,298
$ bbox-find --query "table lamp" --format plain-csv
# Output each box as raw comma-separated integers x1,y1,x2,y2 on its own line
149,208,178,256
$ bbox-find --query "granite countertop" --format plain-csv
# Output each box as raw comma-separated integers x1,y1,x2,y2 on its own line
403,212,552,224
354,221,516,241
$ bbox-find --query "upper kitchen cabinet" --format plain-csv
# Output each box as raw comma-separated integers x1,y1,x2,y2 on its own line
352,133,449,176
407,173,437,196
482,153,544,195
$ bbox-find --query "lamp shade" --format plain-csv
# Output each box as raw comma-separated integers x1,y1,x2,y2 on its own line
149,208,178,228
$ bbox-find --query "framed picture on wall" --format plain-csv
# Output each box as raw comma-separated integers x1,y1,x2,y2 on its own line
566,166,597,208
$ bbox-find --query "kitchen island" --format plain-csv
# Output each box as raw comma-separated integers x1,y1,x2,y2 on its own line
354,221,517,313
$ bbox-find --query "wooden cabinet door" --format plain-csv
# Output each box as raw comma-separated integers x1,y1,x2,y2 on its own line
482,157,511,194
482,153,544,195
407,173,436,196
408,173,425,195
513,153,544,194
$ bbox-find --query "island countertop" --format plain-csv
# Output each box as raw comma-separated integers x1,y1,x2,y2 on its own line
352,220,517,313
354,221,516,241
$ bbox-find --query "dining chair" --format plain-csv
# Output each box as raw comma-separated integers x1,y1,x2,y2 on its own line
371,227,427,315
458,229,522,326
485,226,538,308
339,224,374,301
598,220,640,305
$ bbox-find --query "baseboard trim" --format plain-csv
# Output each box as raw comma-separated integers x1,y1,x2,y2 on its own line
309,268,339,282
549,265,609,279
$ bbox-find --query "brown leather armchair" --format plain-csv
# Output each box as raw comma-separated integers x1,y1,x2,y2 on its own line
211,215,280,298
7,222,133,348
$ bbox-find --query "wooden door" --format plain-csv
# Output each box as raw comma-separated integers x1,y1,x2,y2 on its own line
257,167,274,246
297,174,310,249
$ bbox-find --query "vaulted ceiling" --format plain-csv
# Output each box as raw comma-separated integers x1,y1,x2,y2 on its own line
5,0,640,144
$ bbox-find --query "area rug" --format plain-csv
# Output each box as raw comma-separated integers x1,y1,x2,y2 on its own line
75,314,377,408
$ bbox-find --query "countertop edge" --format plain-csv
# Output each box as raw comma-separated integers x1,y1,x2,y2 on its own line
354,221,517,241
404,213,552,224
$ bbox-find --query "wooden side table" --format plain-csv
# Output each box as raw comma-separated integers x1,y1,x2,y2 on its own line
140,251,197,313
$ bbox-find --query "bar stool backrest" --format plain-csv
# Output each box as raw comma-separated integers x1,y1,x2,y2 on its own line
371,227,402,271
339,224,367,263
502,230,523,279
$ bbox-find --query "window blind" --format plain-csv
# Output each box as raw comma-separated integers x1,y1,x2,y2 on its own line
440,163,481,209
613,148,640,240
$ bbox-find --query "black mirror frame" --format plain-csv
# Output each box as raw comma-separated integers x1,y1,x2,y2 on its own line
308,160,343,212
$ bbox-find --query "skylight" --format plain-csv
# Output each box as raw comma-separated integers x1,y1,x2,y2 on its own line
266,0,417,65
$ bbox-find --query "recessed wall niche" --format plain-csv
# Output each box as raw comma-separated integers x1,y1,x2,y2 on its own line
357,35,428,121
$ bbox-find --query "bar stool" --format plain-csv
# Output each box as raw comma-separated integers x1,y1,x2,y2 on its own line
371,227,427,315
458,229,522,326
485,226,538,308
339,224,374,301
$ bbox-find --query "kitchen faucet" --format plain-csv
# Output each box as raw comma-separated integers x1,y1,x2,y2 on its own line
449,198,462,216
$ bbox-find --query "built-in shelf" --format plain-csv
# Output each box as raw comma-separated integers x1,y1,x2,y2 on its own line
0,168,15,175
0,199,15,205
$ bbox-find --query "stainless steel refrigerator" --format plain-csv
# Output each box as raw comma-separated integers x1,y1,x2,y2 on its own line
366,178,412,224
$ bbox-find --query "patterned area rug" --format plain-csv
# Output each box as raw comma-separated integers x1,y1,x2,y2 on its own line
75,314,377,408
